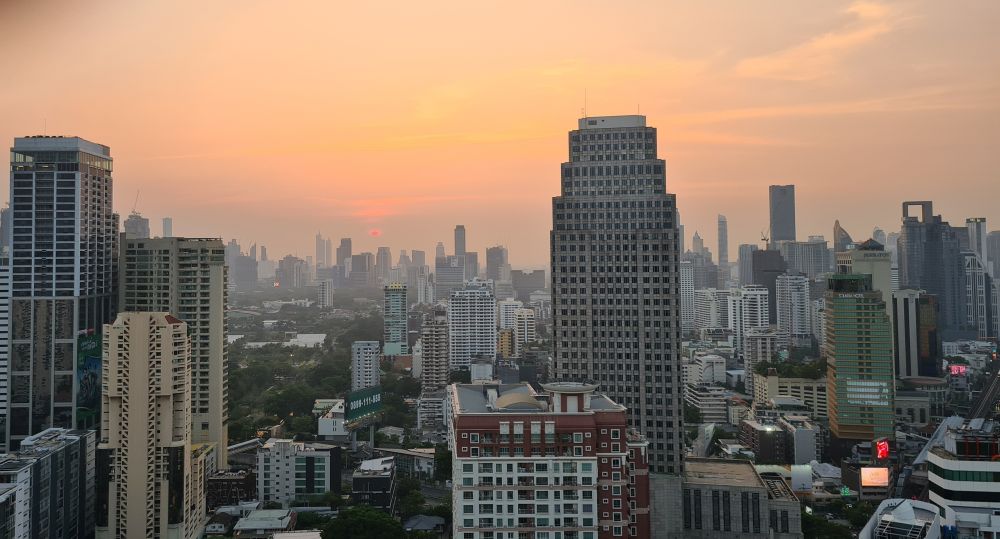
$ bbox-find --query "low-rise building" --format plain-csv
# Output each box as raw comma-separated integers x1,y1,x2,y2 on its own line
374,447,436,479
257,439,338,506
316,399,349,442
207,469,257,510
752,370,827,419
858,498,942,539
685,384,730,424
351,457,398,513
232,509,296,538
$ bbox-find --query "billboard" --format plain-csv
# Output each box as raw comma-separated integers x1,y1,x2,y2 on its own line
949,364,968,376
346,386,382,423
76,332,102,428
875,438,890,460
860,467,889,487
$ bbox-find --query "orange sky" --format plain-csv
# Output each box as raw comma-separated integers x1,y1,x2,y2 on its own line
2,0,999,267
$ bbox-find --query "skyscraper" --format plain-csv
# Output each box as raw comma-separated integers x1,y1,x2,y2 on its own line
551,115,682,473
485,245,508,281
679,261,694,333
751,249,787,324
383,283,408,356
988,231,1000,278
315,232,328,269
435,241,446,259
454,224,466,256
777,238,831,278
898,201,965,331
728,285,769,352
832,219,853,252
123,211,150,239
448,278,497,370
434,255,465,299
891,289,941,378
411,249,426,269
768,184,796,247
161,216,173,237
825,274,894,444
837,239,893,317
738,243,758,285
119,237,229,467
966,217,988,262
717,214,729,287
7,136,118,448
512,308,536,357
375,246,392,284
336,238,352,266
98,312,206,539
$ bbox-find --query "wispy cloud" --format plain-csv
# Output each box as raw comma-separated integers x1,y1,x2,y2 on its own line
735,1,897,81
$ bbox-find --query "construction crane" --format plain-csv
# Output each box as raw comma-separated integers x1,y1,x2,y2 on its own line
131,190,140,214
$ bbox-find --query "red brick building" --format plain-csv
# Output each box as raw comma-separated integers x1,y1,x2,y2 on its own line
447,381,651,539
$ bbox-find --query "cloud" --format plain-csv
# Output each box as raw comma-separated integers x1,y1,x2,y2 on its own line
735,1,897,81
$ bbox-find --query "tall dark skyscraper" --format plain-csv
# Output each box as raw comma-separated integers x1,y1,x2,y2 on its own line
6,137,118,448
751,249,787,324
336,237,352,266
769,184,796,247
485,245,509,281
717,214,729,287
898,201,964,331
454,224,466,256
551,115,682,473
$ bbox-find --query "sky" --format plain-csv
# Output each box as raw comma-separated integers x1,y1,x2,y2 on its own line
2,0,999,267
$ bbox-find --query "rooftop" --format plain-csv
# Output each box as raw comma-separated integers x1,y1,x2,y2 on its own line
577,115,646,129
355,457,394,477
451,382,624,415
233,509,294,531
684,457,762,488
13,135,111,156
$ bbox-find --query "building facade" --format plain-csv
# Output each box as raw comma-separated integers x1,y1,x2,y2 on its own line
119,236,229,467
448,382,652,538
98,312,204,539
891,289,941,378
448,279,497,370
7,136,118,447
351,341,381,391
776,274,811,348
728,286,769,353
256,439,337,507
768,185,796,247
383,283,408,356
551,114,683,473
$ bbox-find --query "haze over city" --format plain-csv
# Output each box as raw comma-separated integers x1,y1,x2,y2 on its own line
3,0,999,266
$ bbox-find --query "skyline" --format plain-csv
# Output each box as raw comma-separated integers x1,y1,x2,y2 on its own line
3,1,1000,265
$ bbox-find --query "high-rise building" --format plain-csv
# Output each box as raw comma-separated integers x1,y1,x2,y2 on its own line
728,286,769,352
832,219,854,252
162,216,173,237
961,251,997,339
435,241,446,259
680,261,695,332
751,250,786,324
743,328,781,392
7,136,118,447
418,307,449,392
348,252,375,288
891,289,941,378
694,288,730,333
448,382,652,538
966,217,988,264
776,273,812,347
448,279,496,369
485,245,509,281
872,227,887,246
513,307,536,357
382,283,408,356
717,214,729,287
922,417,1000,535
988,231,1000,278
551,115,682,473
0,259,7,452
119,237,229,467
825,274,894,444
318,279,334,308
0,427,96,539
898,201,965,331
738,243,758,285
691,231,706,257
511,269,545,301
769,185,796,247
276,255,306,288
0,203,11,254
375,246,392,284
336,238,352,266
123,211,150,239
454,225,466,256
836,239,893,317
98,312,206,539
434,255,466,300
497,298,524,330
411,249,426,269
464,251,480,280
777,238,830,278
315,233,328,269
351,341,381,391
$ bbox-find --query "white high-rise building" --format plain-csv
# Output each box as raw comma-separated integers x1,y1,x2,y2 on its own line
694,288,730,333
123,211,150,239
98,312,205,539
811,298,826,348
419,307,449,392
728,286,770,352
497,298,523,330
351,341,381,391
257,439,335,506
680,260,695,332
448,279,497,369
776,274,812,347
513,308,536,357
318,279,334,308
743,328,781,393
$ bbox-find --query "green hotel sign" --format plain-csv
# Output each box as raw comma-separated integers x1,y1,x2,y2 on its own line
346,386,383,422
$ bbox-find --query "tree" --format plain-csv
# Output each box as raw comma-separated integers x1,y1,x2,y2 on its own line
801,510,852,539
684,403,702,424
296,511,332,530
322,506,404,539
433,445,452,482
398,490,426,519
846,501,876,529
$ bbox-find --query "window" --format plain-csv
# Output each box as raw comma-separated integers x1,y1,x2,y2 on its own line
470,433,480,443
574,433,584,443
611,429,620,439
